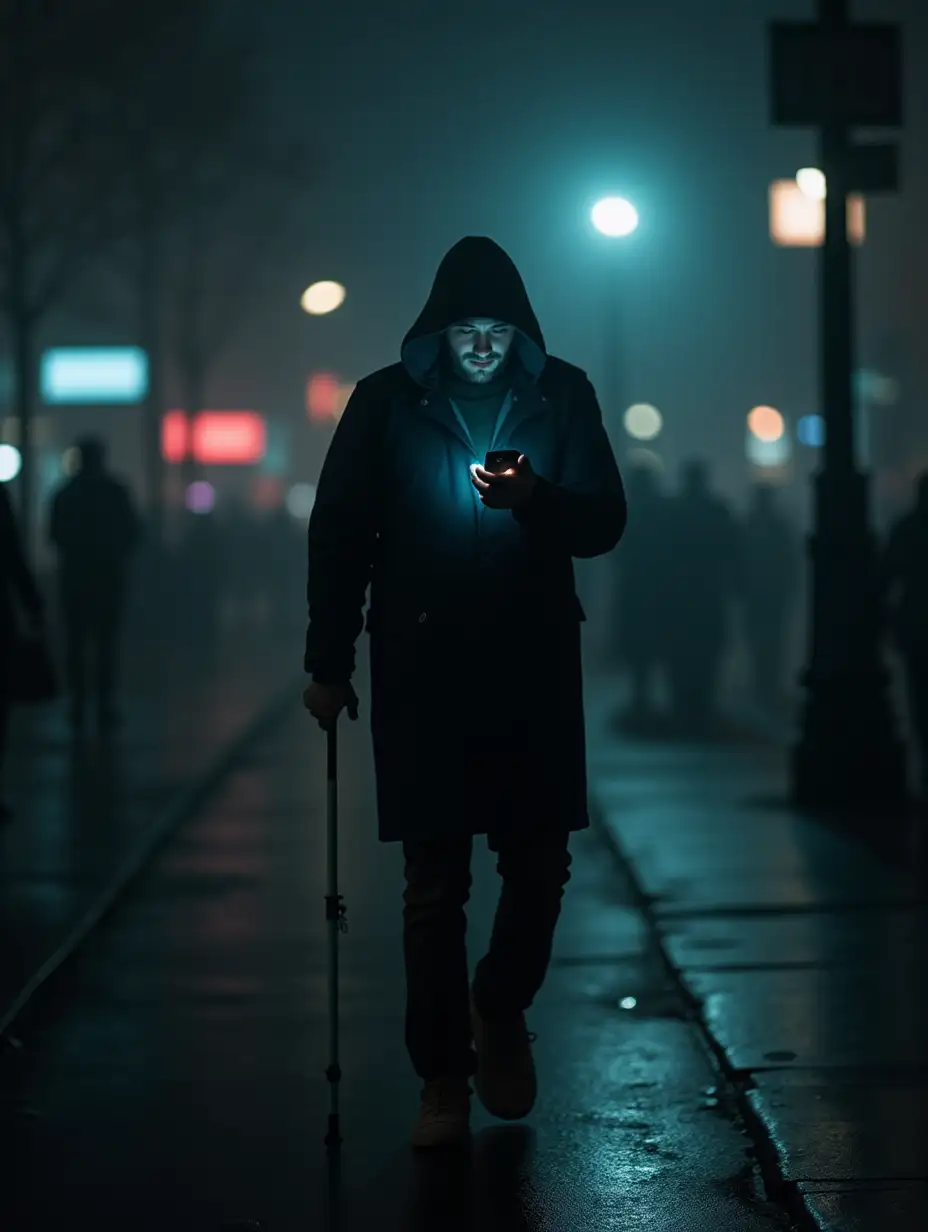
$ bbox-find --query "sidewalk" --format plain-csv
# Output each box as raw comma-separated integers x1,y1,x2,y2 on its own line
0,607,304,1039
586,673,928,1232
0,684,795,1231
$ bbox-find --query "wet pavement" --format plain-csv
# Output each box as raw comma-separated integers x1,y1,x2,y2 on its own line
586,675,928,1231
0,662,793,1232
0,614,302,1037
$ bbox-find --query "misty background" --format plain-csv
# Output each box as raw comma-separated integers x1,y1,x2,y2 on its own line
2,0,926,569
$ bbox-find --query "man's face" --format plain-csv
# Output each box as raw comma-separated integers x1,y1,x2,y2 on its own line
446,318,516,383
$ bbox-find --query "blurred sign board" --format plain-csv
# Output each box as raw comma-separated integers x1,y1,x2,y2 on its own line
41,347,149,405
161,411,266,465
769,22,902,127
768,180,865,247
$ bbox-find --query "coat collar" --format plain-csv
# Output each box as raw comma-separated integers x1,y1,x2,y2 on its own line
412,374,549,455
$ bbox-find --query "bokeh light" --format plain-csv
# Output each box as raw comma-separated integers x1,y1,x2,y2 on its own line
623,403,663,441
306,373,355,422
796,167,826,200
591,196,639,238
306,373,340,421
747,426,791,469
251,475,283,510
301,280,346,316
797,414,826,447
747,405,785,442
769,179,866,247
286,482,317,520
185,480,215,514
0,443,22,482
625,447,665,474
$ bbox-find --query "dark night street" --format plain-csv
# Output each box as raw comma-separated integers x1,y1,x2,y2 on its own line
2,2,928,1228
0,651,923,1229
0,654,795,1232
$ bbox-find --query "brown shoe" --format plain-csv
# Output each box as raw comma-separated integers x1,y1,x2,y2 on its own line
410,1076,472,1148
470,992,537,1121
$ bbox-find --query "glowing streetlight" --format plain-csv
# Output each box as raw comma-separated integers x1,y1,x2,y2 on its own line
747,405,785,442
0,443,22,482
623,403,663,441
301,280,346,316
591,196,639,238
796,167,827,200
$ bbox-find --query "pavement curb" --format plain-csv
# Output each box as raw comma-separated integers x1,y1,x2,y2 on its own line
0,675,304,1047
589,794,823,1232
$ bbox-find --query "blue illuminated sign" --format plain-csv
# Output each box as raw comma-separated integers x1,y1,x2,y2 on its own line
41,347,149,405
797,414,825,447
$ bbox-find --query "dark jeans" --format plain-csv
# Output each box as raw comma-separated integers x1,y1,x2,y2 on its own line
402,829,573,1082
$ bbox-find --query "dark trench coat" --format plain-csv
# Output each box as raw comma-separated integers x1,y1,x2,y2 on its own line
305,237,627,843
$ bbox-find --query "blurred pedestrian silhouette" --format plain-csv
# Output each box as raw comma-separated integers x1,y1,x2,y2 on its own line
0,482,46,818
882,472,928,802
664,459,740,733
48,437,141,729
739,484,801,712
611,465,674,726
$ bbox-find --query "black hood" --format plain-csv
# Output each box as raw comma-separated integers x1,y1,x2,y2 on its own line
401,237,547,388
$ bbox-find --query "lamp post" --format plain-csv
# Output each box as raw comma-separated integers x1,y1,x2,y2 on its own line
588,198,639,662
591,197,639,433
769,0,907,812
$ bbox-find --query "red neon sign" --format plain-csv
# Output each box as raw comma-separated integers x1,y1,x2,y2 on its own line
162,410,188,463
161,411,266,464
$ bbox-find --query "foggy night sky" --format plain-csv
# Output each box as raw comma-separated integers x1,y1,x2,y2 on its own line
61,0,928,500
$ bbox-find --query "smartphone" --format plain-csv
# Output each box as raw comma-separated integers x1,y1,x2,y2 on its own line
484,449,521,476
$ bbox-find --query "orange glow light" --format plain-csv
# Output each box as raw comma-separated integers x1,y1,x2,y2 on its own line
747,405,785,442
769,180,866,247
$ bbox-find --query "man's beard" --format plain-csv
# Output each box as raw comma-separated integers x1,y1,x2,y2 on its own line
456,351,505,383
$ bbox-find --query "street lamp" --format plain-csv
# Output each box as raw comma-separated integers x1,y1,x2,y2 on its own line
301,281,346,316
796,166,827,199
590,195,639,435
591,196,639,238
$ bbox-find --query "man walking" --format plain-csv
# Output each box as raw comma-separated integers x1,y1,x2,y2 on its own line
302,236,627,1147
48,436,141,729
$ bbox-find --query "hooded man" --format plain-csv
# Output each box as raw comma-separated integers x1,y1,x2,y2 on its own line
303,237,627,1148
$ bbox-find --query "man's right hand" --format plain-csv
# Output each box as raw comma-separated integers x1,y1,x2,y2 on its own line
302,680,360,731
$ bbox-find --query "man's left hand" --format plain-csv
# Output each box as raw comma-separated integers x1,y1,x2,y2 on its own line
470,455,537,510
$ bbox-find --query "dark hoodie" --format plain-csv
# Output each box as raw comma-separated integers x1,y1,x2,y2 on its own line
400,236,548,469
305,235,627,684
400,236,547,389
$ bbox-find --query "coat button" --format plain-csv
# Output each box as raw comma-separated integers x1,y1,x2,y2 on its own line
418,612,428,623
420,398,429,406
